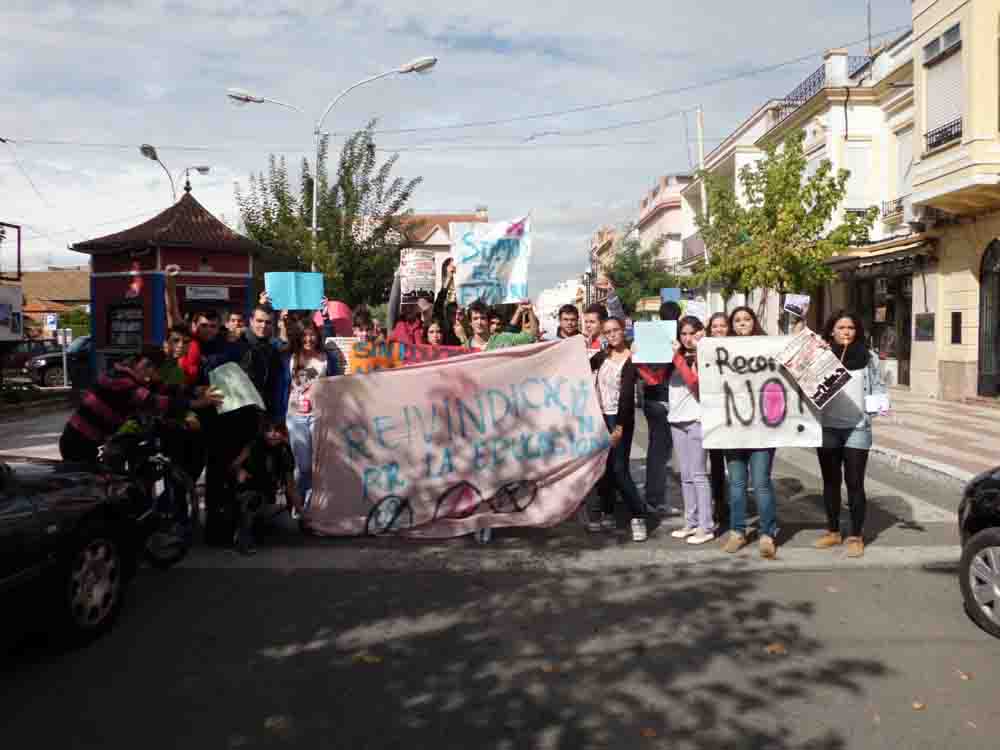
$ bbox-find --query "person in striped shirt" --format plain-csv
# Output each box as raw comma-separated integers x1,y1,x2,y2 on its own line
59,346,223,464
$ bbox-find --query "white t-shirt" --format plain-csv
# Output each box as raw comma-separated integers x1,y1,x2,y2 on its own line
596,357,625,415
668,366,701,423
288,354,328,415
822,367,865,429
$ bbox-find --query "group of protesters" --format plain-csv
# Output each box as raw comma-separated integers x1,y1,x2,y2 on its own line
59,255,886,559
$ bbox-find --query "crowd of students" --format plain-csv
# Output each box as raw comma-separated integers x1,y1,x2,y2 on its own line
59,263,886,559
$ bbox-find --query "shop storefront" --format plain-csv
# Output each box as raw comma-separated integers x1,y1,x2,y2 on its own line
827,240,936,389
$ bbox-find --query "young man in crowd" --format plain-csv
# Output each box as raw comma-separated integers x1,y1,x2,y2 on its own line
466,299,492,351
582,303,608,351
352,307,377,341
488,307,505,336
557,304,581,339
59,346,223,464
226,311,247,342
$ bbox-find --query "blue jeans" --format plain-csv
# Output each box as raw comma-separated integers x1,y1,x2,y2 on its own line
642,399,672,510
591,415,646,519
286,413,315,508
726,448,777,538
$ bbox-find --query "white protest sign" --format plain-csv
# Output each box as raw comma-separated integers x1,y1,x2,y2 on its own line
682,300,708,323
451,216,531,305
784,294,810,318
697,336,821,450
400,248,436,303
209,362,266,415
776,328,852,410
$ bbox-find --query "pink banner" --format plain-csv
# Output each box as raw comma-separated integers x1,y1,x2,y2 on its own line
304,338,609,538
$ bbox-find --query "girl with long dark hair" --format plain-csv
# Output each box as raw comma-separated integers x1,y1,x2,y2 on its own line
722,306,780,558
590,316,648,542
814,310,887,558
275,320,341,510
705,312,730,532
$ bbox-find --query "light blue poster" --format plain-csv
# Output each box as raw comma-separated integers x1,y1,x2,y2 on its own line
660,288,681,303
265,272,325,311
632,321,678,364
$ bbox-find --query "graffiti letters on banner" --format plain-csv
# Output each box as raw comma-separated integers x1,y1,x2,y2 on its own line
776,328,853,410
451,216,531,305
697,336,821,450
349,340,469,374
305,338,608,538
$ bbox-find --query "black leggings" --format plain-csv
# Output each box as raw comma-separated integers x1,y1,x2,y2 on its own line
816,446,869,537
709,449,728,531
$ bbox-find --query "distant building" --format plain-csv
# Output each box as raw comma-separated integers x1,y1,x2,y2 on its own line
636,174,692,268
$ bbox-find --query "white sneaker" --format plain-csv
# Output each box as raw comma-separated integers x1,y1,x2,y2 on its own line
686,530,715,545
630,518,648,542
671,526,698,539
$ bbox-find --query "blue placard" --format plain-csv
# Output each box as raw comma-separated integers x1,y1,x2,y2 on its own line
632,321,678,364
660,288,681,303
264,272,325,311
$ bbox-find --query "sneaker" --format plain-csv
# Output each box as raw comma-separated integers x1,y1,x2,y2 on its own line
630,518,648,542
601,517,617,531
845,536,865,558
723,531,748,554
671,526,698,539
814,531,843,549
759,534,777,560
686,529,715,545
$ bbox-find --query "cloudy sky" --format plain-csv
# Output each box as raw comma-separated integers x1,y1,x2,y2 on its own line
2,1,911,298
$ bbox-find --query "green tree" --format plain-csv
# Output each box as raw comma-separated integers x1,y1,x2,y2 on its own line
235,121,422,308
694,131,876,307
608,232,682,314
62,308,91,338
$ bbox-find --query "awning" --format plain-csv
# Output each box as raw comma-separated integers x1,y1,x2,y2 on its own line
826,240,935,276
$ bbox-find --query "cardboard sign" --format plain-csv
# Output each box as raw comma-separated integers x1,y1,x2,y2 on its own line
264,272,324,311
632,321,677,363
776,329,852,410
209,362,266,415
697,336,821,450
451,216,531,305
304,338,608,538
400,248,436,303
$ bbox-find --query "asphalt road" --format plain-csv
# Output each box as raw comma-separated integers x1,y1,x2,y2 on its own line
2,566,997,750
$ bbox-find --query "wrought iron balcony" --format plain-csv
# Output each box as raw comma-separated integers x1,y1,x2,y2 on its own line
882,196,906,218
925,118,962,151
774,56,870,123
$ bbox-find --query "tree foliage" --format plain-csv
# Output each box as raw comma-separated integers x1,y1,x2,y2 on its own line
235,121,421,308
608,232,683,314
694,131,876,303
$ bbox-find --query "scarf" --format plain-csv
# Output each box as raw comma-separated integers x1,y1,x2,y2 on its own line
830,340,869,371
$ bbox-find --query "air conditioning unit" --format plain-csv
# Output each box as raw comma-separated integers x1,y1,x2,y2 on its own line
904,198,931,231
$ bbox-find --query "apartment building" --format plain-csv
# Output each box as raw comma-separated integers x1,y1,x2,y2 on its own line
589,225,618,304
636,174,692,267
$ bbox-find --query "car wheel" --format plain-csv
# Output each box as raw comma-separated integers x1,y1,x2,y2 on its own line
59,523,129,643
959,527,1000,639
43,366,65,387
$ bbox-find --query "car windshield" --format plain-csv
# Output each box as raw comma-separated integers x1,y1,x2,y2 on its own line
67,336,90,354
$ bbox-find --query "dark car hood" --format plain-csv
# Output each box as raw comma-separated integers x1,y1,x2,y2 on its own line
2,460,111,513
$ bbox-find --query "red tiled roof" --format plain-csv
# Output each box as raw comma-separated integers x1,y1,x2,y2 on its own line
71,191,262,255
23,298,74,314
396,212,487,244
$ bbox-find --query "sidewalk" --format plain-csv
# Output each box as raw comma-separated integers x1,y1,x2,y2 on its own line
871,387,998,484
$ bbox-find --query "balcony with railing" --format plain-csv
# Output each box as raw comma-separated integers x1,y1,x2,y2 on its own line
773,56,870,123
882,196,907,219
682,232,706,263
925,118,962,152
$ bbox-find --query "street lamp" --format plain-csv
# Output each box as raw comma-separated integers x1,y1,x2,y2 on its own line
179,165,211,192
139,143,176,203
226,56,438,271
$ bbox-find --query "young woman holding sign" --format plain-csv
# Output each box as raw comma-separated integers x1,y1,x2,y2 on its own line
590,316,648,542
705,312,730,532
814,311,888,558
722,306,780,559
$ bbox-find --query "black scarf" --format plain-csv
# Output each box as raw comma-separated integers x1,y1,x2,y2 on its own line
830,340,869,371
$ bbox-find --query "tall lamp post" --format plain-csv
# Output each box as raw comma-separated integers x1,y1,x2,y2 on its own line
226,56,438,272
140,144,176,203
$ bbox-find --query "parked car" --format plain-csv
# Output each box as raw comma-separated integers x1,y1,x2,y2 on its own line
958,465,1000,638
1,339,60,373
0,460,139,643
23,335,91,388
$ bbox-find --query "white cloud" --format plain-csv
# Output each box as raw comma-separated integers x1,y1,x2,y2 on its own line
1,0,910,292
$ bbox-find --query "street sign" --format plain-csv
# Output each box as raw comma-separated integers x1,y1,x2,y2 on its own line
45,313,59,331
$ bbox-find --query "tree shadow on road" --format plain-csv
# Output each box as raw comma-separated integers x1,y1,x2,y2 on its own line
1,565,890,750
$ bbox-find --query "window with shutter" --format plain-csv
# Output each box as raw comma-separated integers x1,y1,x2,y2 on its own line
896,128,913,197
845,145,871,207
926,52,963,132
805,149,825,181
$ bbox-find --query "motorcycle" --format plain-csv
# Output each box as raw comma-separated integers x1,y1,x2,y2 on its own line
100,416,196,569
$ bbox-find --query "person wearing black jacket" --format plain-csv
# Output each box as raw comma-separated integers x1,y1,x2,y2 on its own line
590,316,648,542
640,300,682,516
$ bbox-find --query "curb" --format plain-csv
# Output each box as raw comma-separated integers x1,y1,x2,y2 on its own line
0,398,74,424
868,444,975,487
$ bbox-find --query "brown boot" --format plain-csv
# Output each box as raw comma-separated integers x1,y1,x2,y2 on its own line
759,534,777,560
723,531,748,554
814,531,843,549
845,536,865,558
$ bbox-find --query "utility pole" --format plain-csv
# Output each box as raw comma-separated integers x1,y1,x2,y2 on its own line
696,105,709,265
867,0,873,57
